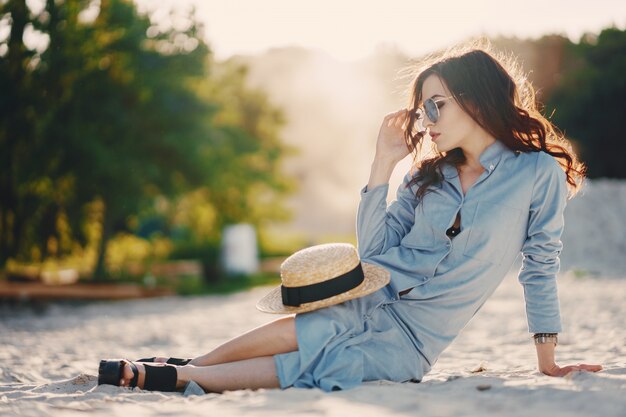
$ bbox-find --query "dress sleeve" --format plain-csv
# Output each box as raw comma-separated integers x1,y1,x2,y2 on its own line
518,152,568,334
356,171,419,259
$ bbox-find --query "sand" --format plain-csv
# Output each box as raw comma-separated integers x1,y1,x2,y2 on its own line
1,268,625,417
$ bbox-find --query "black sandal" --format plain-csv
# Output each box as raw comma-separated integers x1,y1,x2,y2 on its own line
98,359,178,392
137,357,192,366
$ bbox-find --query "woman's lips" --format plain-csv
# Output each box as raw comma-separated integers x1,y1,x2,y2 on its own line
430,133,440,141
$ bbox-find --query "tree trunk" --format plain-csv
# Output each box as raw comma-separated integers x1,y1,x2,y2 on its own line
0,207,7,268
0,0,29,267
93,203,112,281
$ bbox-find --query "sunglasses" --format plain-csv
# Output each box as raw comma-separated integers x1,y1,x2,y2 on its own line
414,95,454,127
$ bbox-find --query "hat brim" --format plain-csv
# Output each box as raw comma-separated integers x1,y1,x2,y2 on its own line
255,262,390,314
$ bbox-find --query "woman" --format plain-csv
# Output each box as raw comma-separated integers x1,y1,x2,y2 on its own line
98,44,602,392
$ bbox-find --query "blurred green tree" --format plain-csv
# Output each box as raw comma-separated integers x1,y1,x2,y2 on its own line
547,27,626,178
0,0,293,279
0,0,39,267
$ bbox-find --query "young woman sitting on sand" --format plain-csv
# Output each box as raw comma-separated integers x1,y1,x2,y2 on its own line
98,43,602,393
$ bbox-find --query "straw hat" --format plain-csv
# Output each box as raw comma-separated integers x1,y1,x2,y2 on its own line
256,243,390,314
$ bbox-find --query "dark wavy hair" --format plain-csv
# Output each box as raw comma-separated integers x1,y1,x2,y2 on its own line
401,41,585,200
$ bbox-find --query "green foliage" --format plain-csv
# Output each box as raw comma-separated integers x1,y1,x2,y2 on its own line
547,28,626,178
175,272,280,296
0,0,293,279
168,240,222,283
197,60,297,227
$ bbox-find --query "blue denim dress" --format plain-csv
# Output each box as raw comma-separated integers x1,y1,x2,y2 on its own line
274,140,568,391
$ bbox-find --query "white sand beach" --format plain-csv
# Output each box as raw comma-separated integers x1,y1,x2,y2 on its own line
1,268,625,417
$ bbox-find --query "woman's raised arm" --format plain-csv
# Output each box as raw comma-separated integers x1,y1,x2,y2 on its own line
356,110,417,259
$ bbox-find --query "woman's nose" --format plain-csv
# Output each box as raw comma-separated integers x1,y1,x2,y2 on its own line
422,115,435,128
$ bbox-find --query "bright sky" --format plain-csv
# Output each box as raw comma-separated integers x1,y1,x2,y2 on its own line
135,0,626,61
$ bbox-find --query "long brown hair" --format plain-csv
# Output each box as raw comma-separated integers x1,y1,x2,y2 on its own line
401,41,585,200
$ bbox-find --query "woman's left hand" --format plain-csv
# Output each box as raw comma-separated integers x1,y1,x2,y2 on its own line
542,363,603,377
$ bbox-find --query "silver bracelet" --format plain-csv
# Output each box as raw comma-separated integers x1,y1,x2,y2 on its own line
533,333,558,346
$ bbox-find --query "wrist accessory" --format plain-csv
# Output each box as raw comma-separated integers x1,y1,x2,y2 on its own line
533,333,558,346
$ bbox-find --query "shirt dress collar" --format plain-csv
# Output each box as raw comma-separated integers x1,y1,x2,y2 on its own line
441,139,514,180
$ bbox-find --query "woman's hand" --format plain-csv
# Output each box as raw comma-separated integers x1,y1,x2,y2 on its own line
541,363,603,377
535,341,602,378
375,109,411,165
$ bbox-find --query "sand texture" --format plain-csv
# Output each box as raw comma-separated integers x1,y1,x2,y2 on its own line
1,270,625,417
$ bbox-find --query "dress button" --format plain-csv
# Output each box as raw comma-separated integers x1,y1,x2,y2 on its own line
489,164,494,171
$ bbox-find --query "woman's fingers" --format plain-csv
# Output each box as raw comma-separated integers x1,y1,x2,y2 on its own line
385,109,408,128
384,109,408,120
376,110,412,163
578,364,603,372
383,111,397,123
384,109,406,118
568,363,603,372
557,363,603,376
394,114,406,128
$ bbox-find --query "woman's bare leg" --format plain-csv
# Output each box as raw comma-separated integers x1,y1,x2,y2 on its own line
147,315,297,365
119,316,296,391
184,358,280,391
187,315,297,366
120,357,280,392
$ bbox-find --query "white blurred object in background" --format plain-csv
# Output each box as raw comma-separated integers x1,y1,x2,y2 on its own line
221,224,259,276
40,269,79,285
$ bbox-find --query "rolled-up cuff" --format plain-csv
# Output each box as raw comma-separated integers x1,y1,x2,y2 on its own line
360,183,389,197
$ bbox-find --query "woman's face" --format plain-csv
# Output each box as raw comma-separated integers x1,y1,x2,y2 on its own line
419,74,483,153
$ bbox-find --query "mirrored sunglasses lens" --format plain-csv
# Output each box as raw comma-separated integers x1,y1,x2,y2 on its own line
424,99,439,123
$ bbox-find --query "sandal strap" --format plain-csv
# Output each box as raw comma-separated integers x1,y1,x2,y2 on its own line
138,357,192,366
143,364,178,392
166,358,191,366
128,362,139,388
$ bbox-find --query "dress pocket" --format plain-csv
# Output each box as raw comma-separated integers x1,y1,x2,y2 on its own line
400,208,436,250
462,201,523,264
